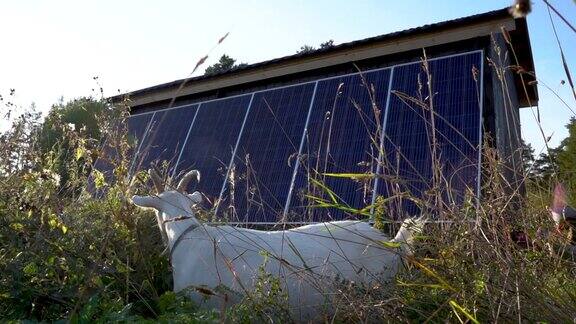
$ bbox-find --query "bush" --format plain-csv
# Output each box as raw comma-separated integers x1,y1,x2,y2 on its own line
0,98,175,321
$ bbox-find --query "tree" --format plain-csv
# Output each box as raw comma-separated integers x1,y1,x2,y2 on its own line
556,117,576,204
531,147,560,184
520,139,535,177
0,105,42,175
36,97,108,197
204,54,247,76
297,45,316,54
319,40,335,49
296,39,335,54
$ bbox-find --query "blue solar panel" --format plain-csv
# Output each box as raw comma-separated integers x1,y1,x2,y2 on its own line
286,69,392,221
127,113,154,146
225,83,316,223
377,52,483,217
174,95,252,206
131,104,199,176
108,51,483,223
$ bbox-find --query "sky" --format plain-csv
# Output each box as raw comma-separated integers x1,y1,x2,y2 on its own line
0,0,574,156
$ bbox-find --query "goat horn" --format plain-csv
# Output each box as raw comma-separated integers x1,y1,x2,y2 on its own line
177,170,200,192
149,168,164,193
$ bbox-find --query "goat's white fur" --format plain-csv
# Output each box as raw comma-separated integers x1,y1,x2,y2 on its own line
132,169,424,320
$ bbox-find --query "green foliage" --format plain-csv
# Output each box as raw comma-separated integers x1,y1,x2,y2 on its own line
296,39,335,54
297,45,316,54
38,97,106,151
203,54,247,76
36,97,109,198
0,106,42,175
525,118,576,205
557,117,576,205
227,260,292,323
373,196,388,231
0,99,189,321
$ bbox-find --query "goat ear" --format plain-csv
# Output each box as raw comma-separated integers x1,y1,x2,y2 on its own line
132,195,161,209
187,191,203,204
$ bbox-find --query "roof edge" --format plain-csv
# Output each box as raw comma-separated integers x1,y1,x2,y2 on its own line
112,7,537,109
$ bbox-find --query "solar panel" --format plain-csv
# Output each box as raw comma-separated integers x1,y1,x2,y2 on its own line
99,50,484,223
286,69,392,222
127,113,154,145
376,51,483,217
130,104,199,176
223,83,316,223
174,95,252,207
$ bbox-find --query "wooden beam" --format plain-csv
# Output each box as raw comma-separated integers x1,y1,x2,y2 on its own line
128,17,516,107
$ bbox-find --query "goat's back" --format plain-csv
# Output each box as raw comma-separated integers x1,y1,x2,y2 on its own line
171,221,399,320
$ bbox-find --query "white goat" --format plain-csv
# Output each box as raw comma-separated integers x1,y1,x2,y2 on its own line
132,169,424,321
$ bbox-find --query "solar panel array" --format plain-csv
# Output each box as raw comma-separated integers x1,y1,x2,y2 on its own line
377,52,483,217
97,51,483,222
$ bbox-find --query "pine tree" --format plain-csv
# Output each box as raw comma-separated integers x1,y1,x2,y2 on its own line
204,55,246,76
556,117,576,204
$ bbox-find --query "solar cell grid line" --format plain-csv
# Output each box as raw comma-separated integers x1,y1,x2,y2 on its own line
215,93,255,217
230,83,316,223
476,52,485,207
130,104,199,177
128,112,156,177
171,103,202,180
285,68,391,222
128,113,155,143
124,113,156,176
380,63,437,217
378,51,483,218
370,66,396,220
174,95,253,209
282,81,319,220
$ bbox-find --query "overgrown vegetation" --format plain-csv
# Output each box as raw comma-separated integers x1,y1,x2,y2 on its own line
2,3,576,322
0,96,296,322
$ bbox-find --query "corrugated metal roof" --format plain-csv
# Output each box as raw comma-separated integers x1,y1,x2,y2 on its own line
113,7,536,107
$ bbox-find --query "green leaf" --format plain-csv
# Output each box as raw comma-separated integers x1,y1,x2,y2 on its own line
92,169,106,189
75,146,85,161
412,259,456,292
48,218,58,229
449,300,479,324
309,178,339,204
10,223,24,231
24,262,38,275
158,291,177,313
61,224,68,234
308,200,372,217
92,275,104,288
322,172,376,180
380,241,401,248
397,281,446,290
79,294,100,322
